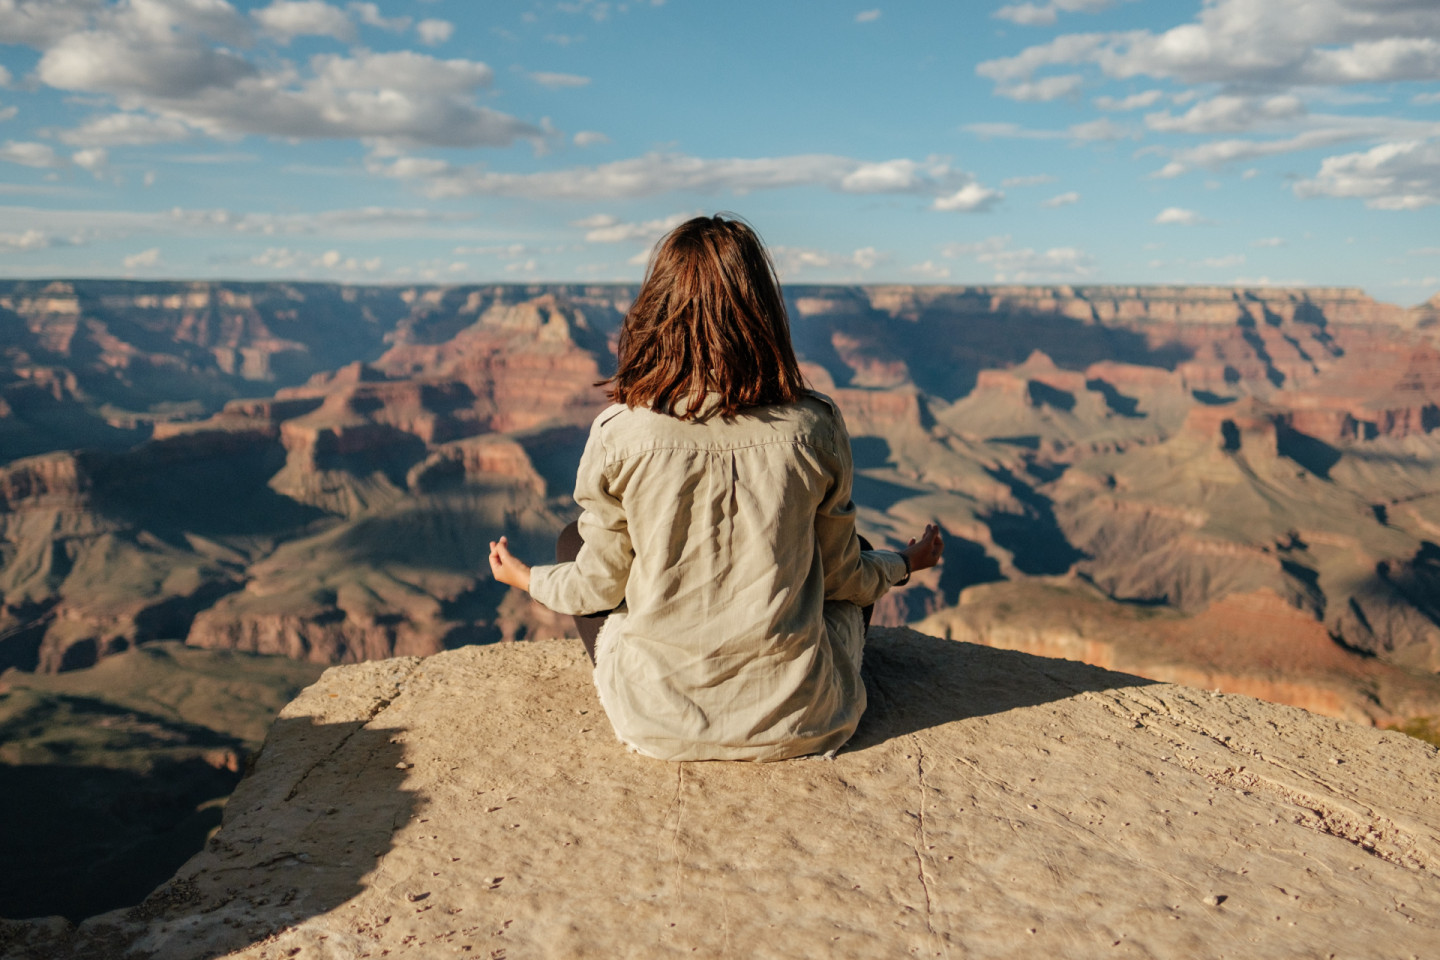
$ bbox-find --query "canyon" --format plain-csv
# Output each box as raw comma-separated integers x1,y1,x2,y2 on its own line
2,279,1439,733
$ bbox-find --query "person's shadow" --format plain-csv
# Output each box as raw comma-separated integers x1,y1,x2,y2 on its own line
847,627,1157,750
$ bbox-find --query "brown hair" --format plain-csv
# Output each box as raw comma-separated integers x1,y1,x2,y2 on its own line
605,214,806,420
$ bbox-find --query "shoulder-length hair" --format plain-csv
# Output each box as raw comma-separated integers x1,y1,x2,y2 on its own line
605,214,806,420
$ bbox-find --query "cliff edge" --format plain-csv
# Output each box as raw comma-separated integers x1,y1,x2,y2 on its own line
8,628,1439,959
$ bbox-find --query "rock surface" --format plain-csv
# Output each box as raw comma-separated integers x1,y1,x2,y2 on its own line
13,629,1439,959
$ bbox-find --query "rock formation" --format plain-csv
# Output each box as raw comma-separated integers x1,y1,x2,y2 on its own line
7,632,1438,959
4,280,1440,740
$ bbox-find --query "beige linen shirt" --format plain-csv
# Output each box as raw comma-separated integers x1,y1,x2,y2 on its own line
528,391,908,762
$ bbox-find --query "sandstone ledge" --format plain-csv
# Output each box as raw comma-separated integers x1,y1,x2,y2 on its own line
11,628,1440,959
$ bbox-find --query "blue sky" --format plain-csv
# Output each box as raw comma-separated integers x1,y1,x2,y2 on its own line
1,0,1438,304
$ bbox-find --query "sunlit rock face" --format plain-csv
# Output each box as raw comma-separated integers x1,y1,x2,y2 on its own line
3,280,1440,736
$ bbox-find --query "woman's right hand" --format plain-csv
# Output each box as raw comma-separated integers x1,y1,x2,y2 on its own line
900,523,944,574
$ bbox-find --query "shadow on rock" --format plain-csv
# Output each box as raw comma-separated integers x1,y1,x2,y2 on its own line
849,629,1157,751
5,717,415,960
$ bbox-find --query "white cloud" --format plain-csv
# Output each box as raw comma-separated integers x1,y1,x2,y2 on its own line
993,0,1115,27
58,112,193,146
251,245,382,272
1144,95,1306,134
840,158,937,192
907,259,951,279
123,247,161,268
855,9,881,24
21,4,540,151
1001,173,1056,187
932,182,1004,212
370,150,1001,206
0,0,99,47
71,146,107,176
0,140,65,168
573,130,609,147
0,203,498,253
253,1,355,43
941,233,1095,282
0,65,11,86
530,71,591,89
1154,206,1204,225
1252,236,1286,247
1144,118,1440,177
964,118,1131,141
771,245,887,278
1068,117,1132,141
1200,253,1245,268
416,18,453,45
0,105,18,123
1294,139,1440,209
348,2,409,33
995,73,1084,102
1043,190,1080,207
252,246,301,269
1094,89,1163,110
0,228,51,251
978,0,1440,90
571,211,693,243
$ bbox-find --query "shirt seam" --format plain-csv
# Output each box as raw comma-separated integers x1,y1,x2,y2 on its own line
602,436,831,466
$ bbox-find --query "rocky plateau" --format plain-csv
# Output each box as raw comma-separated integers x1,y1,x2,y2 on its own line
5,632,1438,959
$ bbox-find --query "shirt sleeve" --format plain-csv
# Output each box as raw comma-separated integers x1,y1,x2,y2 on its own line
528,413,634,616
813,399,909,607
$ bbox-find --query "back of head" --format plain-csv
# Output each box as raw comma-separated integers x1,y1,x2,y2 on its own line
607,214,806,420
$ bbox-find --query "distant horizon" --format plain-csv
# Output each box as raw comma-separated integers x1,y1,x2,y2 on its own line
3,275,1437,310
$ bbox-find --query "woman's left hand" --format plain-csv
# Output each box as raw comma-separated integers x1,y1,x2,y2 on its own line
900,523,945,574
489,536,532,593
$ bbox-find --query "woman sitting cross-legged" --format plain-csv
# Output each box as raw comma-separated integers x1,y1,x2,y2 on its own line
489,214,943,762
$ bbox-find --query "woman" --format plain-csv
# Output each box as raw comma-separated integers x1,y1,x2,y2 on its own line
489,215,943,761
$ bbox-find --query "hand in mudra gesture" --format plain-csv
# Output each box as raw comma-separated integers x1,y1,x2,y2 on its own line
899,523,944,575
488,535,531,592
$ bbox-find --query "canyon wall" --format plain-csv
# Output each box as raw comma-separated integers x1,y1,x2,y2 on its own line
3,280,1439,731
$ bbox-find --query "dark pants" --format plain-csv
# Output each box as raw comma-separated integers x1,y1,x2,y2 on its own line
556,521,875,665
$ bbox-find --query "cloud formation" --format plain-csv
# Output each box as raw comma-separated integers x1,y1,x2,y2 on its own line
10,0,541,151
1294,139,1440,209
571,211,693,243
253,1,355,43
771,244,886,277
978,0,1440,90
995,73,1084,102
530,71,591,89
1154,206,1204,225
369,151,1003,208
942,234,1095,282
416,18,453,46
993,0,1116,28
